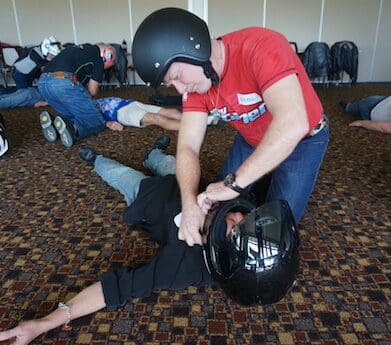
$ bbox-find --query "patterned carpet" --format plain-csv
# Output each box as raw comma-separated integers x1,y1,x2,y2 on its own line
0,83,390,345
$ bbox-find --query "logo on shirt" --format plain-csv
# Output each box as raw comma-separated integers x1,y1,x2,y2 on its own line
212,103,267,124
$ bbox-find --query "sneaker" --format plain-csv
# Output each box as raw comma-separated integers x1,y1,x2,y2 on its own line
142,135,171,163
339,100,350,111
40,111,57,142
0,113,8,157
54,116,74,148
78,147,97,165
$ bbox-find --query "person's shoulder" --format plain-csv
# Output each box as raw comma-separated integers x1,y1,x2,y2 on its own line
221,27,285,44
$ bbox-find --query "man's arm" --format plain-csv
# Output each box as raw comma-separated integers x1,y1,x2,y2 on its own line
199,74,310,207
176,111,208,246
87,79,100,96
349,120,391,134
0,282,105,345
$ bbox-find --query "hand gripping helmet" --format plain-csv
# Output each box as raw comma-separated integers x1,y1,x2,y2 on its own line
203,198,300,306
132,7,218,87
41,36,61,57
97,44,117,69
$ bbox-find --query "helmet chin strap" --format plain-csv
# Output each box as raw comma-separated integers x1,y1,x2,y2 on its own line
202,60,220,85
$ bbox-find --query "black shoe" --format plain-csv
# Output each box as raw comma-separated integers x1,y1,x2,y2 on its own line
78,147,97,165
142,135,171,163
339,100,350,111
152,135,170,150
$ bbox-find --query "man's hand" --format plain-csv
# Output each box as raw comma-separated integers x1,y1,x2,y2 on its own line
201,181,239,204
106,121,124,131
178,203,205,246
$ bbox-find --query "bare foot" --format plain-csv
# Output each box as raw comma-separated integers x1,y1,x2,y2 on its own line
33,101,49,107
106,121,124,131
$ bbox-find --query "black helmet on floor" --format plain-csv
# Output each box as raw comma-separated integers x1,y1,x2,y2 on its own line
132,7,218,88
203,198,300,306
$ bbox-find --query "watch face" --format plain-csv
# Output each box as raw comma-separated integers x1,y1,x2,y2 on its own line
224,173,235,186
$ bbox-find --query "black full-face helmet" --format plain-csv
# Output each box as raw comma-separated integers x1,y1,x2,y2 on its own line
203,198,300,306
132,7,218,88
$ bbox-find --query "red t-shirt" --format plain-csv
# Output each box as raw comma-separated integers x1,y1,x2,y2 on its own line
183,27,323,146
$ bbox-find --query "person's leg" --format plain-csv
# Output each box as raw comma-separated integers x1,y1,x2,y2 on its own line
143,135,175,176
346,96,387,120
117,101,159,128
218,133,255,180
94,155,148,206
266,124,329,224
38,76,106,140
158,107,182,120
0,87,44,108
144,149,176,176
141,112,181,130
12,70,31,89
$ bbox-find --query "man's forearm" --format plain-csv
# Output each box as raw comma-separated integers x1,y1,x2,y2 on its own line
176,148,202,206
236,118,307,188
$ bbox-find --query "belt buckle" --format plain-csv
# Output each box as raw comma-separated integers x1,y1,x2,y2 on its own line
53,71,65,78
309,116,327,137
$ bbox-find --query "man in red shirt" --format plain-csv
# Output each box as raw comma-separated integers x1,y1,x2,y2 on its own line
132,8,329,246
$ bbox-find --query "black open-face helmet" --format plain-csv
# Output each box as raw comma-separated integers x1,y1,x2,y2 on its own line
132,7,218,88
203,198,300,306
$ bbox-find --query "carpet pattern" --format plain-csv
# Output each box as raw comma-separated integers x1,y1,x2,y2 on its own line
0,83,390,345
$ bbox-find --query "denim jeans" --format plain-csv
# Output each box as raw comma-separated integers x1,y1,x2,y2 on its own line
0,87,44,108
144,149,176,176
346,96,387,120
219,122,329,224
12,70,35,89
94,150,175,206
38,75,106,140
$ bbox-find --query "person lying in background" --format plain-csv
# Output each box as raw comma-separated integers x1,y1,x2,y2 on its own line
340,96,391,133
94,96,182,131
0,87,48,109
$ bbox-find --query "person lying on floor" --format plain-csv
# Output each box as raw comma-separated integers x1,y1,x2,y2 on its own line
94,96,182,131
340,95,391,134
0,87,48,109
0,135,299,345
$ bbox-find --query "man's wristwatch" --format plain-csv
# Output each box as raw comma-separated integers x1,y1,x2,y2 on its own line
223,173,245,194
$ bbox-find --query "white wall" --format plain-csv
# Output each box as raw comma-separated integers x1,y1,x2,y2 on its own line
0,0,390,82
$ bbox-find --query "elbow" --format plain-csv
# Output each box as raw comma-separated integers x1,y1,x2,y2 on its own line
287,119,309,144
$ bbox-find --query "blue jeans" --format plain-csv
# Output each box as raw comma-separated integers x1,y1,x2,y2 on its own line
38,75,106,140
0,87,44,108
346,96,387,120
144,149,176,176
12,70,35,89
219,122,329,224
94,149,175,206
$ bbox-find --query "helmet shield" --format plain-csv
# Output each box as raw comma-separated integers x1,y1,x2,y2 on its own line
204,199,300,306
132,7,211,87
97,44,117,69
41,36,61,57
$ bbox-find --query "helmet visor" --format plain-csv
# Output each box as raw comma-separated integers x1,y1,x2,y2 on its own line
217,200,297,276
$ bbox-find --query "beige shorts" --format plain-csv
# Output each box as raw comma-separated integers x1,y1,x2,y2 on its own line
117,101,162,128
